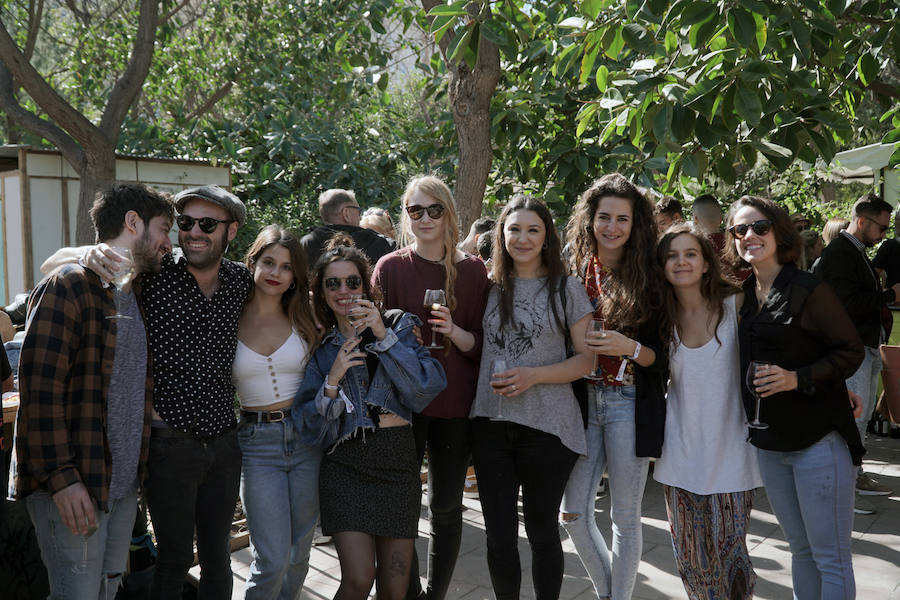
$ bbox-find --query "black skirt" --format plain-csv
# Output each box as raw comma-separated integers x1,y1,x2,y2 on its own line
319,425,421,538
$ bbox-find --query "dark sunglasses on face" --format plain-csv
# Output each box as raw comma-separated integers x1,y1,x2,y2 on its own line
176,214,232,234
729,219,773,239
324,276,363,291
406,203,446,221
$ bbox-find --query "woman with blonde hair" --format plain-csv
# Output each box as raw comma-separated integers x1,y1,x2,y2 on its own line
360,207,395,239
372,175,489,600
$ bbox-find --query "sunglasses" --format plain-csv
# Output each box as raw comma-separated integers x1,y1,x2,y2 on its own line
406,203,445,221
324,276,363,291
176,214,232,234
729,219,773,239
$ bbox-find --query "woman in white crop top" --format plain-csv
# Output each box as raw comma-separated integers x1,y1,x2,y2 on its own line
233,225,321,600
654,224,761,599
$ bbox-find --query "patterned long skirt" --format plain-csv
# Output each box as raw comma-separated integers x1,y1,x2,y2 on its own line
662,485,756,600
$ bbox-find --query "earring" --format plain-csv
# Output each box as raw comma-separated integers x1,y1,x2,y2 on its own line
289,282,296,290
542,241,548,250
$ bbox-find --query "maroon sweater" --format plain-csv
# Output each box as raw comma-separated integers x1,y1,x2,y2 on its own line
372,248,488,418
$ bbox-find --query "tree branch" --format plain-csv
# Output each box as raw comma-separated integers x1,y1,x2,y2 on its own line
24,0,44,59
98,0,159,140
161,0,190,24
0,63,85,168
186,79,233,120
0,21,99,144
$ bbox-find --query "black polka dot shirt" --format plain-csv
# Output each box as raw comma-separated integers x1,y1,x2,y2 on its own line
139,251,252,438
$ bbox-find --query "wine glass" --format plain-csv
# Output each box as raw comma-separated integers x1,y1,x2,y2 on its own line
423,289,447,350
107,247,135,320
347,294,365,337
745,361,770,430
491,358,508,418
584,318,605,382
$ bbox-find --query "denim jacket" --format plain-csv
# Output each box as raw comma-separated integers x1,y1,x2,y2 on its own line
294,310,447,450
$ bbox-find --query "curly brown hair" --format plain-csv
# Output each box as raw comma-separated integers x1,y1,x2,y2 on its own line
565,173,661,329
656,223,740,348
723,195,801,268
310,234,383,331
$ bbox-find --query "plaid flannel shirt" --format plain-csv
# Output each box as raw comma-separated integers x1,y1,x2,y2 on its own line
12,264,153,510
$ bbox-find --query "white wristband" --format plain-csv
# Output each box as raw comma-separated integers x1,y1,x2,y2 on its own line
324,378,339,391
631,341,642,360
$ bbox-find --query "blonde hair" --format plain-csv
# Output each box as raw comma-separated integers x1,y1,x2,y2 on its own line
399,175,461,311
360,207,395,238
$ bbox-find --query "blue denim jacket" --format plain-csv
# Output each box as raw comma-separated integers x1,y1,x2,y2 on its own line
294,311,447,450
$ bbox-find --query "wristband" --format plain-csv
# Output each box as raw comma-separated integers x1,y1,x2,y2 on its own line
630,341,642,360
324,378,339,391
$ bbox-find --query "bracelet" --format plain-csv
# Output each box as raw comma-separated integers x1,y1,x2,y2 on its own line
324,378,339,391
630,341,642,360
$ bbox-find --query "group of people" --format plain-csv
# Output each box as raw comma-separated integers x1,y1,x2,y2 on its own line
6,171,892,600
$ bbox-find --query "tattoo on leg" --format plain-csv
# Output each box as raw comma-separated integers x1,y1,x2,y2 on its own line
389,551,407,577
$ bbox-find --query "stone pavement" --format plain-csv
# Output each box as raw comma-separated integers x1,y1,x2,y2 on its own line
225,434,900,599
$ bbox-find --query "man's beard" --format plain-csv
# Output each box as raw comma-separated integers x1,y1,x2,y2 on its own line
132,230,164,274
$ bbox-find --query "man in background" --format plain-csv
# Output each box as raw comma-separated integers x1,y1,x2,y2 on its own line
459,217,495,256
301,189,396,265
654,196,684,232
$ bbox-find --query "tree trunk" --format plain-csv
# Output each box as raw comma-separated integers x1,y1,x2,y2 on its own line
75,147,116,244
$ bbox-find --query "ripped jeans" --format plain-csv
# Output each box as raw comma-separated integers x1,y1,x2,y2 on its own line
27,489,137,600
561,385,648,600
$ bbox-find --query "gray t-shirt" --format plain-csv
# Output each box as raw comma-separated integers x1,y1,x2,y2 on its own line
107,289,148,500
471,276,592,454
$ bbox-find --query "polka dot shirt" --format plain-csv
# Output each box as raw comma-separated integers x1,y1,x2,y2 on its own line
139,250,252,438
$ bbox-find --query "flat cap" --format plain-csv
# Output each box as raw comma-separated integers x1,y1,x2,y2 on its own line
174,185,246,226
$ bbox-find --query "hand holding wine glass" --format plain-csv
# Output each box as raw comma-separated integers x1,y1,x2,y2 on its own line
346,294,365,337
745,361,770,430
423,289,447,349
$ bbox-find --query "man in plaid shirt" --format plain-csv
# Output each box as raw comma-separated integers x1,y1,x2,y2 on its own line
11,184,174,599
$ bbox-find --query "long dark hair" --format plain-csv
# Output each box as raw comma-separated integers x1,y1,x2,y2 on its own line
565,173,660,329
491,196,567,330
656,224,739,347
724,195,801,269
310,234,383,331
245,225,319,349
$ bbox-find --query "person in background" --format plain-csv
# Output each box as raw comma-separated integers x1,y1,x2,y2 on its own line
458,217,496,256
560,174,668,600
798,230,824,272
873,207,900,288
470,196,592,600
477,229,493,266
297,236,446,600
814,194,899,511
300,189,397,266
728,195,863,598
12,183,173,599
654,224,761,599
360,207,396,240
372,175,488,600
791,213,812,232
823,218,850,246
654,196,684,233
691,194,725,253
235,225,322,599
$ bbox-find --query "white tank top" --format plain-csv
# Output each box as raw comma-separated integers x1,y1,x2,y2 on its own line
232,331,309,408
654,295,762,494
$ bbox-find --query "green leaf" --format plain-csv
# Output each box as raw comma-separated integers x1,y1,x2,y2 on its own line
653,104,673,141
727,8,756,48
480,19,509,47
631,58,657,72
857,53,879,87
622,23,654,53
883,129,900,144
752,12,767,52
576,104,599,137
427,3,467,17
751,139,792,159
715,154,737,184
559,16,588,29
790,19,811,61
447,26,473,65
735,85,762,127
683,78,722,106
664,30,678,54
680,2,718,26
738,0,769,14
431,14,457,43
603,26,625,59
596,64,609,91
580,42,601,85
889,146,900,168
581,0,607,20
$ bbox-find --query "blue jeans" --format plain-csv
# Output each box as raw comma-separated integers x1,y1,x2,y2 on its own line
239,419,322,600
561,385,649,600
757,431,856,600
845,346,881,450
145,429,242,600
26,489,137,600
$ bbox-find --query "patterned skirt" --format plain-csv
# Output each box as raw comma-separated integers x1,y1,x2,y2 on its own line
319,425,421,539
662,485,756,600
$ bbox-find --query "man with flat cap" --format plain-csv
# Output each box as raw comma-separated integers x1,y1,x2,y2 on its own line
42,184,253,599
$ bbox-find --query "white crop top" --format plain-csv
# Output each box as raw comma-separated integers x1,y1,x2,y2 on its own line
232,331,309,408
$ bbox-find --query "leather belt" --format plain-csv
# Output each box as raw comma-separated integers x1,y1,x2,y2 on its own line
241,408,292,424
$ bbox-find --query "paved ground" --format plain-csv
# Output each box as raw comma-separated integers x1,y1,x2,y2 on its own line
223,434,900,599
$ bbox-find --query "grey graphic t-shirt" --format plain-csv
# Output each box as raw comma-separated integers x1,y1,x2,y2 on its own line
471,276,592,454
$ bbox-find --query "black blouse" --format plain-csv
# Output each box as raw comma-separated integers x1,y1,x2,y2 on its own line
738,263,865,464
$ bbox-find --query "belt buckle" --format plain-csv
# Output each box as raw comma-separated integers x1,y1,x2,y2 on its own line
268,410,286,423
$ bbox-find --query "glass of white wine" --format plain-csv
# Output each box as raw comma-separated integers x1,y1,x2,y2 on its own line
107,247,135,320
347,294,365,337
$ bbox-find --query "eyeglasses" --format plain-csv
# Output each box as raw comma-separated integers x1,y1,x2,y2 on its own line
729,219,773,239
863,216,889,234
343,204,361,213
324,276,363,291
176,214,232,234
406,203,446,221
